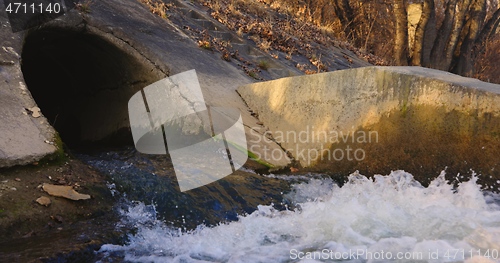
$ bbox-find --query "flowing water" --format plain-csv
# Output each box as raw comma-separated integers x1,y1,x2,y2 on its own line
91,160,500,263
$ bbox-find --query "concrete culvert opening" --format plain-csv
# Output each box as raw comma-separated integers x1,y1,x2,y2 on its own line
21,27,164,149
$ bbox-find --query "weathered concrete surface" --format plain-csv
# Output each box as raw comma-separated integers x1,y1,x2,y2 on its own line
0,14,58,167
238,66,500,184
0,0,291,167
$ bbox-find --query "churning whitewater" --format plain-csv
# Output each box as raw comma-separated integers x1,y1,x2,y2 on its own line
98,171,500,263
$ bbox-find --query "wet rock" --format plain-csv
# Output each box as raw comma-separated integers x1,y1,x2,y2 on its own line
36,196,51,207
42,184,91,201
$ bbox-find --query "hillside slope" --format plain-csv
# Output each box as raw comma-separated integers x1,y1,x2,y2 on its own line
142,0,378,80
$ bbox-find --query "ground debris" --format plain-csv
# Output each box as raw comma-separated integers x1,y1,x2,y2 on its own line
42,184,91,201
36,196,51,206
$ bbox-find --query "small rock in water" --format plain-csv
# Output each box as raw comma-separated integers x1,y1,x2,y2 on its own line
14,178,21,182
36,196,51,207
10,187,16,191
42,183,91,201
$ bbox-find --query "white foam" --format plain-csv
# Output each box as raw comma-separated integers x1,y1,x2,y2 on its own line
99,170,500,263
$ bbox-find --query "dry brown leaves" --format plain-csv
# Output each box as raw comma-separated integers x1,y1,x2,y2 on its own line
199,0,387,73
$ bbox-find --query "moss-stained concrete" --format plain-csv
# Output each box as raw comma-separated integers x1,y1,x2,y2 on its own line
238,66,500,184
313,106,500,187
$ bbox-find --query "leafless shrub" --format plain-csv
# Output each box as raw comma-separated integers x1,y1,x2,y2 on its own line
474,35,500,84
139,0,171,19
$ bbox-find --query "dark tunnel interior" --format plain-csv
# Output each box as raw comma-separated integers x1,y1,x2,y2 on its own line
21,28,163,150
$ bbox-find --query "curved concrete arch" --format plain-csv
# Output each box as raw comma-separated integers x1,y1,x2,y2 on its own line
21,26,166,148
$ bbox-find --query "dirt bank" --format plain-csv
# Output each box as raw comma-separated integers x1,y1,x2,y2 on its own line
0,157,119,262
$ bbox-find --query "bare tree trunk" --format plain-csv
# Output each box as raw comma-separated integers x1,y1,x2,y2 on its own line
443,0,472,71
411,0,435,66
469,7,500,76
331,0,356,40
364,11,378,52
429,0,458,70
421,1,437,67
491,12,500,38
452,0,487,76
475,7,500,45
393,0,409,65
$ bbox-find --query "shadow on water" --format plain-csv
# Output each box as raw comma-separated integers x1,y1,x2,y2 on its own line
76,147,292,230
0,146,296,263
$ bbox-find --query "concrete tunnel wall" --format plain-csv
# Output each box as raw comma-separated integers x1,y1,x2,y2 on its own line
21,27,166,148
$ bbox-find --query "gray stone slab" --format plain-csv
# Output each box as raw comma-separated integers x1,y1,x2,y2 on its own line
0,11,58,166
